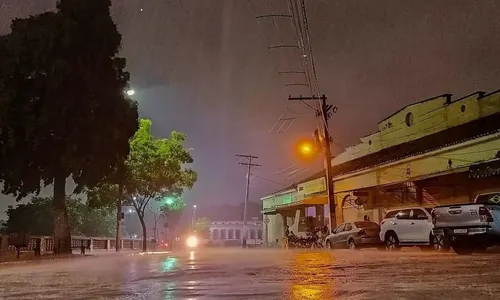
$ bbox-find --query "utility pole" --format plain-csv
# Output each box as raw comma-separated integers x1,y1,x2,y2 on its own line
236,154,261,248
289,94,337,230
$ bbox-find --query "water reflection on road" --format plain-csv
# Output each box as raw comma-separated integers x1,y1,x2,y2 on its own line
290,251,335,299
1,248,500,299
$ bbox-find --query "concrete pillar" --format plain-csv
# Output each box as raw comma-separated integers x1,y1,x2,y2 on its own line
89,238,94,252
1,234,8,251
106,239,111,251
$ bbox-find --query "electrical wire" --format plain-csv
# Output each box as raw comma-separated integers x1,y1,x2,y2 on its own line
252,174,289,187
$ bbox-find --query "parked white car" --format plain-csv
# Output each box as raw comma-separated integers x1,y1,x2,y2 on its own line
379,207,445,251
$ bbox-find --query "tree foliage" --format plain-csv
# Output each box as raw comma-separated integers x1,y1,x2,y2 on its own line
0,0,138,253
193,217,211,238
2,197,116,237
89,119,197,250
161,197,187,232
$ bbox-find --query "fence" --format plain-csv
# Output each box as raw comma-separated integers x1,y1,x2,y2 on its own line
0,234,146,253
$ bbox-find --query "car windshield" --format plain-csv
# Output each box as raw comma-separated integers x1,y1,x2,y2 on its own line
424,208,433,214
383,210,399,219
354,221,379,228
476,193,500,204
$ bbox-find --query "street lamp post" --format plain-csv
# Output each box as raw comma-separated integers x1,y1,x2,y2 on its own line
192,205,197,228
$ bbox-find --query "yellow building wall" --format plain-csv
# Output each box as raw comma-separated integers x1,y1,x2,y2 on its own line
334,134,500,193
297,177,326,199
333,91,500,165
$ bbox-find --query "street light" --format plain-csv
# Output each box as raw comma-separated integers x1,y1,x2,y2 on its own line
300,143,313,155
295,139,318,161
192,205,197,228
126,89,135,96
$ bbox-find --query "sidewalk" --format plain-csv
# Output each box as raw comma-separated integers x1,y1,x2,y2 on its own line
0,249,140,265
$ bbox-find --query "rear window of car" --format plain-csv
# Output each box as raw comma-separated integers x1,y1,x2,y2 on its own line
476,193,500,204
354,221,379,228
383,210,399,219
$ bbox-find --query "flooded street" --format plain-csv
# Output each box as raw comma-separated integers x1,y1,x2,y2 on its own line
0,248,499,299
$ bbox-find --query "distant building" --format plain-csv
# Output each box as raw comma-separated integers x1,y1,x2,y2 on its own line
208,221,263,246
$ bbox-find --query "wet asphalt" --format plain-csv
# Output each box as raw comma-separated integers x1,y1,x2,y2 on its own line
0,247,498,300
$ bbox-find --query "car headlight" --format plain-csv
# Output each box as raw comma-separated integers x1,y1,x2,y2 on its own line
186,236,198,248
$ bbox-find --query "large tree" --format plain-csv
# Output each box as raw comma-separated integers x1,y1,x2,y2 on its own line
0,0,138,253
2,197,116,237
89,119,197,251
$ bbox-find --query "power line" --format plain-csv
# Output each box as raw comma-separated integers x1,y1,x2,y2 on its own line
251,174,288,187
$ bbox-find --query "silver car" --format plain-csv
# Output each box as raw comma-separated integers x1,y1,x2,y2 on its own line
325,221,382,250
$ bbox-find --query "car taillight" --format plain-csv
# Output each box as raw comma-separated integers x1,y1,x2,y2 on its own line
358,230,366,236
431,210,436,225
479,207,494,222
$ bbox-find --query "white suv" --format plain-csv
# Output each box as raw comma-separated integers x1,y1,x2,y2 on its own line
379,207,444,251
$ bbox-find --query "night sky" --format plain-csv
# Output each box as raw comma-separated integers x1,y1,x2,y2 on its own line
1,0,500,219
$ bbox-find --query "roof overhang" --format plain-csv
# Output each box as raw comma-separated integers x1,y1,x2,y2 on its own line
261,195,328,215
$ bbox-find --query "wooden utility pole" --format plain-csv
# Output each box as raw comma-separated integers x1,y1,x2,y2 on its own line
289,94,337,230
236,154,261,248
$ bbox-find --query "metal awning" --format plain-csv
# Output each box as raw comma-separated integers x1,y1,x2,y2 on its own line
470,158,500,179
261,195,328,215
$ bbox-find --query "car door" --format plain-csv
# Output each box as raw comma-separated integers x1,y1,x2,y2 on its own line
393,209,412,242
410,208,432,242
339,223,353,247
330,224,345,247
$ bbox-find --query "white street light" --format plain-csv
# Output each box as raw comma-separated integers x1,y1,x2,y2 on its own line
126,89,135,96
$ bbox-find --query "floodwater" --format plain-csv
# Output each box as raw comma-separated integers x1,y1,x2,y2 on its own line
0,248,499,299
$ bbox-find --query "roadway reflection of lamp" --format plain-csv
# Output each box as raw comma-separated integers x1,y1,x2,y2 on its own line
290,252,335,299
162,257,177,272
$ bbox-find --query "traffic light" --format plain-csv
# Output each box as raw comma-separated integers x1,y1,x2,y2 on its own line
163,197,174,206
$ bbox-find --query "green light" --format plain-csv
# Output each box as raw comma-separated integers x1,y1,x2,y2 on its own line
164,197,174,205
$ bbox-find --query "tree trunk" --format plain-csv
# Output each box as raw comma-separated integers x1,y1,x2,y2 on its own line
115,183,123,252
139,215,147,252
53,174,71,254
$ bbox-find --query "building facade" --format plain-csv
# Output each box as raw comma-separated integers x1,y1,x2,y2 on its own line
262,90,500,244
208,221,263,246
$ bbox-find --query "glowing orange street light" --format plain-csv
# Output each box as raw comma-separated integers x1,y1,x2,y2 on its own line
300,143,313,155
296,140,317,159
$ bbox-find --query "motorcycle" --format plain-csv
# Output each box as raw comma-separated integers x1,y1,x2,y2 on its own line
287,229,323,249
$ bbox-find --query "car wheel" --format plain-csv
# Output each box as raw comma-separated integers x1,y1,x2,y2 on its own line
325,240,332,249
385,232,400,251
432,234,450,253
348,239,358,250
